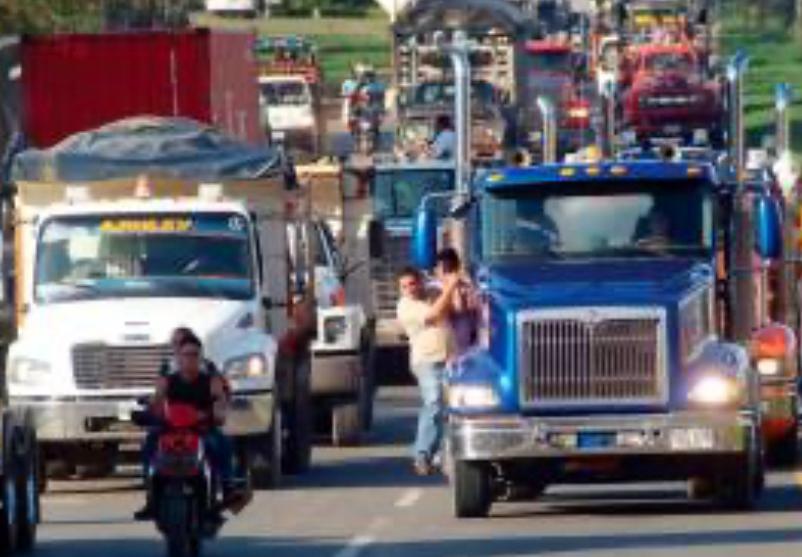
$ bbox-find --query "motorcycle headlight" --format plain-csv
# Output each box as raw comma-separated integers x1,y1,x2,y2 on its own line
225,354,268,379
688,375,743,407
10,357,51,385
323,315,348,344
757,358,781,377
448,384,499,409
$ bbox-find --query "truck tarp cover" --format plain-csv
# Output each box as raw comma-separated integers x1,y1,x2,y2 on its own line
12,117,283,183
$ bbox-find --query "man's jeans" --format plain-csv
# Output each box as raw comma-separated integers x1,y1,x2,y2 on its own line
412,361,446,461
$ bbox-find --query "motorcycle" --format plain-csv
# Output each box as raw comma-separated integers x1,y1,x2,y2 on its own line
133,403,248,557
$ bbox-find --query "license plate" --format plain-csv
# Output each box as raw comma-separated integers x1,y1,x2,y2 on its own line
663,125,682,135
578,432,615,449
271,130,286,140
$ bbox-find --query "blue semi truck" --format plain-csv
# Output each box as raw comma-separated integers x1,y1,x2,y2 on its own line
412,160,782,517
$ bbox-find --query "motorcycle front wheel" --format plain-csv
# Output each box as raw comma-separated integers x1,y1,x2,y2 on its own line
162,492,201,557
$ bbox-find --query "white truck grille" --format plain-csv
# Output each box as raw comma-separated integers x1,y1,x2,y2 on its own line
72,343,172,390
518,308,667,408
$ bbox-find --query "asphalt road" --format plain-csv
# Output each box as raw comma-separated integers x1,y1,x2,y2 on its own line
35,387,802,557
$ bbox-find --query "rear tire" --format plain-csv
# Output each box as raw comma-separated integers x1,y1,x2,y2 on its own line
282,357,312,475
252,405,282,490
453,460,492,518
332,403,362,447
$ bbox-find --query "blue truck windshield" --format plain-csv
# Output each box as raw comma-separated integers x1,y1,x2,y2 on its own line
373,169,455,220
481,181,712,261
35,212,254,304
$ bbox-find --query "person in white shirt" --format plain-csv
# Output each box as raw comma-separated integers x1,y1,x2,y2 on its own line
396,266,458,475
429,115,456,160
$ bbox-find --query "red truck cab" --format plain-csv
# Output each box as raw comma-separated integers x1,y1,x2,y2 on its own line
621,43,722,146
522,40,592,154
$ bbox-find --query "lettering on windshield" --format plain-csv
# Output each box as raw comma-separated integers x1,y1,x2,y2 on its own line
99,218,194,234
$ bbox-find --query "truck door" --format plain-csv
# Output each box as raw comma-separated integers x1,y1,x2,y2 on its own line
254,212,289,337
313,220,345,308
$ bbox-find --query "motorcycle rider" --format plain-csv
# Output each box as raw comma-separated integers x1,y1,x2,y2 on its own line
134,332,236,521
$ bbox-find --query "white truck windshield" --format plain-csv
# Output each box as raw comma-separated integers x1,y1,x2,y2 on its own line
482,181,713,261
260,81,311,106
35,212,254,303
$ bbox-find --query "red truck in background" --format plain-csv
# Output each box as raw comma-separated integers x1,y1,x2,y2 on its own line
520,39,594,157
21,29,263,148
621,42,723,146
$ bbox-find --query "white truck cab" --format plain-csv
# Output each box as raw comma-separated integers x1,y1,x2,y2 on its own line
7,179,294,484
258,75,320,155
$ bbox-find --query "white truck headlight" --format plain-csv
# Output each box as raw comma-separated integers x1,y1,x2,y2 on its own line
688,375,743,406
757,358,781,376
225,354,268,379
10,357,51,385
448,384,499,409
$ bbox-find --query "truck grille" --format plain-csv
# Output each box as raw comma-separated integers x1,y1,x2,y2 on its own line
518,309,667,408
73,344,172,390
370,233,411,320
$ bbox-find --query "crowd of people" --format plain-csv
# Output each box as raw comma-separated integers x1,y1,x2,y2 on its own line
396,248,479,476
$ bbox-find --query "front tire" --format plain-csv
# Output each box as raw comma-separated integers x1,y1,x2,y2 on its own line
453,460,492,518
15,424,38,553
715,430,764,510
282,357,312,475
0,419,19,553
332,403,362,447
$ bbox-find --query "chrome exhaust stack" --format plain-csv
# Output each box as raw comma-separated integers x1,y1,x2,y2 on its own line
536,96,557,164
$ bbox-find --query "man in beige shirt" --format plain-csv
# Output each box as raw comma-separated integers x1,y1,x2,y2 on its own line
397,266,458,475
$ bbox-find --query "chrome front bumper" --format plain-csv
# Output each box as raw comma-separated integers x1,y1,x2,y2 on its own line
450,412,753,461
13,391,276,443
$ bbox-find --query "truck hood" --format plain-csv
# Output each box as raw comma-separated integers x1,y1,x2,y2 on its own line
20,297,254,348
484,258,711,310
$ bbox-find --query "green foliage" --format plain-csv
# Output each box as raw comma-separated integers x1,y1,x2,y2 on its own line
0,0,104,34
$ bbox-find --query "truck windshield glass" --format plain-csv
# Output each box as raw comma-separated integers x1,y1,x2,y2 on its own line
411,81,496,107
645,52,695,73
373,169,455,219
35,212,254,304
529,51,573,73
260,81,310,106
482,181,712,261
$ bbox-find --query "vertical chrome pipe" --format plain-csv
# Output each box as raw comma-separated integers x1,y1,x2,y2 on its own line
537,96,557,163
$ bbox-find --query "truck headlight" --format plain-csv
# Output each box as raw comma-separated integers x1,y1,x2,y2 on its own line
10,357,51,385
448,384,499,409
225,354,268,379
688,375,743,406
757,358,781,376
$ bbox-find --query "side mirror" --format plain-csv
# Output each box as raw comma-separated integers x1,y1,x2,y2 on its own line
368,219,385,259
753,195,782,260
411,206,437,270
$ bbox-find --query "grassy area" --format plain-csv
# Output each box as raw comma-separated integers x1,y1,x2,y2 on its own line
719,17,802,160
193,12,392,88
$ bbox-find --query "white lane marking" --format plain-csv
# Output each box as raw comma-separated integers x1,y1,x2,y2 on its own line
333,534,375,557
394,488,423,508
332,516,388,557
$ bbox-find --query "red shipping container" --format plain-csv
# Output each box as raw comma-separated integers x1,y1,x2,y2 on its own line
21,29,263,148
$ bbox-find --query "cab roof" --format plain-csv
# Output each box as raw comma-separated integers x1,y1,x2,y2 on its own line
480,161,714,192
